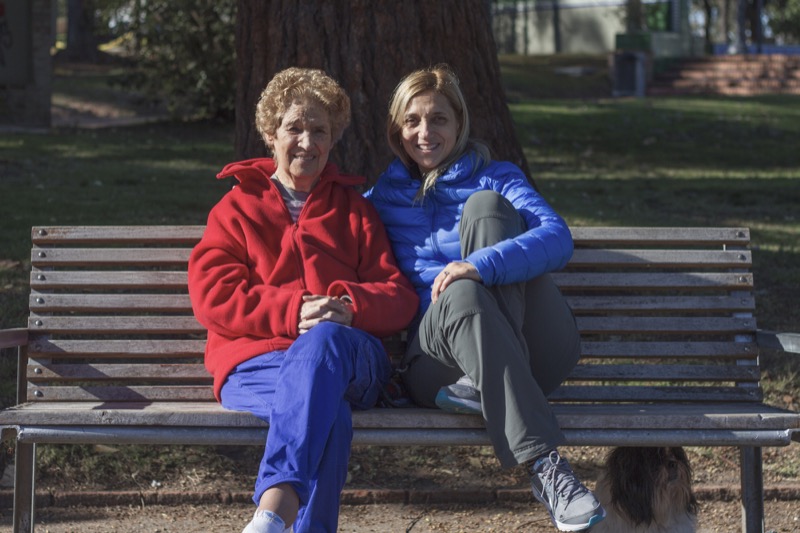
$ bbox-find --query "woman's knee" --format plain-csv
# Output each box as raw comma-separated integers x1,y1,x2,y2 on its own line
460,191,525,253
437,279,493,312
463,190,510,216
285,322,353,369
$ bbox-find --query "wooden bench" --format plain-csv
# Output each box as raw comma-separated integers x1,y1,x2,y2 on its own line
1,225,798,533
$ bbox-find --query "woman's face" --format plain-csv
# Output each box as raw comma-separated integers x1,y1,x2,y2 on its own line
267,100,333,190
400,90,459,173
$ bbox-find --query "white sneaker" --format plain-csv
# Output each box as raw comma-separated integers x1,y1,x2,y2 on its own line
241,510,293,533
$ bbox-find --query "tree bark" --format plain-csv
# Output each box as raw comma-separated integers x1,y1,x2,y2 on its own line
65,0,98,62
235,0,529,188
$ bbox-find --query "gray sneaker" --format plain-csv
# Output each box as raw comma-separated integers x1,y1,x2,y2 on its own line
529,450,606,531
435,375,481,414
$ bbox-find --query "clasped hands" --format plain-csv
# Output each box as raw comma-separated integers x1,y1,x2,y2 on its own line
298,295,353,334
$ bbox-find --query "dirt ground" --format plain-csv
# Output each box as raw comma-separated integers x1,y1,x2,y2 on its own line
0,499,796,533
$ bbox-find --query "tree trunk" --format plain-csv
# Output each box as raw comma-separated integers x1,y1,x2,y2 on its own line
235,0,529,189
703,0,714,54
66,0,98,62
736,0,747,53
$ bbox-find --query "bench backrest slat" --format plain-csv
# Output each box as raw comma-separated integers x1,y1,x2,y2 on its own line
32,248,192,266
31,271,189,289
570,226,749,245
566,295,754,313
31,226,206,244
22,225,761,405
28,363,209,381
28,339,205,358
580,341,756,358
31,293,193,312
569,249,751,268
28,316,204,334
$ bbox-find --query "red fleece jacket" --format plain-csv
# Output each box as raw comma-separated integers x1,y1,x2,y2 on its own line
188,158,419,400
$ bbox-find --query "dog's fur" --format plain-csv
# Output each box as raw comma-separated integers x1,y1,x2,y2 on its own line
591,447,698,533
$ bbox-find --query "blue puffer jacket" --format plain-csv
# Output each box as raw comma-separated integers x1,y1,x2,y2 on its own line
365,151,574,319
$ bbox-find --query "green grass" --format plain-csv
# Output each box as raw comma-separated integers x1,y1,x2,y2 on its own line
500,54,612,101
0,123,235,348
510,95,800,334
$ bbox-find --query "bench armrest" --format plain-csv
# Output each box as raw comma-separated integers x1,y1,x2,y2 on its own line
0,328,29,350
757,330,800,354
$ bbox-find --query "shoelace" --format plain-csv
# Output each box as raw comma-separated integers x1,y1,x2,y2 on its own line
539,451,585,503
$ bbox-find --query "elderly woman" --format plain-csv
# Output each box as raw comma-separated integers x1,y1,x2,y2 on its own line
188,67,418,533
366,65,605,532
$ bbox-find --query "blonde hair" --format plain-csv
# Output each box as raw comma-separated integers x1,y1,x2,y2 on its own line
386,64,489,199
255,67,351,152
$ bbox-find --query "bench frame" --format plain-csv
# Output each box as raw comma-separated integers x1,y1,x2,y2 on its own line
1,225,798,533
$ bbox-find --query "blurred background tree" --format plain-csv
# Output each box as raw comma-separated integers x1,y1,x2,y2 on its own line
768,0,800,41
124,0,236,119
59,0,800,129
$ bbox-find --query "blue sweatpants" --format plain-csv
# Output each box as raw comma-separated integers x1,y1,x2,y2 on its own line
220,322,391,533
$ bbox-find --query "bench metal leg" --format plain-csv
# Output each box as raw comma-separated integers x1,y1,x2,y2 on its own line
740,446,764,533
12,441,35,533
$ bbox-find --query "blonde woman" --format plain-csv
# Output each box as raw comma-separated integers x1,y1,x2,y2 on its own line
366,64,604,532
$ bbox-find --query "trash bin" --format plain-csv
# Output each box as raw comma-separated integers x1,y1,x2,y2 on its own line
612,51,647,97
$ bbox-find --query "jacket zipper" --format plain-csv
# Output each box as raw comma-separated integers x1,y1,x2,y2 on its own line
290,188,316,288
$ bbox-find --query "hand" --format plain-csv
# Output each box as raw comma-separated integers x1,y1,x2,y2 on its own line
432,262,481,304
298,295,353,334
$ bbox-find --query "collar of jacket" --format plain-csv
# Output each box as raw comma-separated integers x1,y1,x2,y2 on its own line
215,158,365,189
384,151,479,186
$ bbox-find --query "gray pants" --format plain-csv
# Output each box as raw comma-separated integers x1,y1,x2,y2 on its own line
402,191,580,468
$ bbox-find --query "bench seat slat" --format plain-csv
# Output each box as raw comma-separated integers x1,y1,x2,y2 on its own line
3,402,794,432
568,249,751,268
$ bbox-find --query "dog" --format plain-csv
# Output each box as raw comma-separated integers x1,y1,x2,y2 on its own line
591,446,698,532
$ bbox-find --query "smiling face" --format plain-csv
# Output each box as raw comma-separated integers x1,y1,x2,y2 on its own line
266,100,333,191
400,91,460,173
